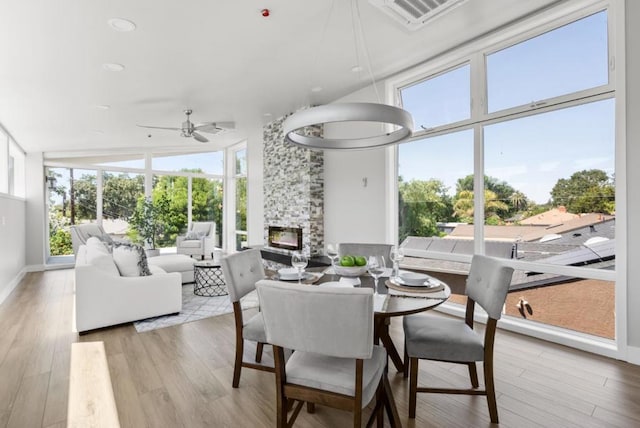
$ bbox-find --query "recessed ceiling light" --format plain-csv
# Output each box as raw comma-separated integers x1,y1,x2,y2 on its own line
263,113,272,117
311,86,323,93
92,130,105,134
94,104,111,110
103,63,125,72
351,65,363,73
108,18,136,32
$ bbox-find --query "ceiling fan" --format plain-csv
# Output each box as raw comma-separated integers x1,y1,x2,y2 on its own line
137,109,234,143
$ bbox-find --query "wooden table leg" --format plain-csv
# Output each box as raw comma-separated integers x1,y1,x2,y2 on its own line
383,372,402,428
376,318,405,373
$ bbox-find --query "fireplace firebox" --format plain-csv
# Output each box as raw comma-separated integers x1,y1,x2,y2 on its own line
268,226,303,251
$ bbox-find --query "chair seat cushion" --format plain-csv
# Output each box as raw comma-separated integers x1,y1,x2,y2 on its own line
404,313,484,362
243,312,266,343
285,345,387,406
179,240,203,248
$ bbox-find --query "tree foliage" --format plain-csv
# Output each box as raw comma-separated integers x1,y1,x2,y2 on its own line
453,189,509,223
398,179,453,242
550,169,615,214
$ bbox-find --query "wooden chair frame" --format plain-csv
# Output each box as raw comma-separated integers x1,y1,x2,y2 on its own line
404,297,501,423
272,345,389,428
232,301,274,388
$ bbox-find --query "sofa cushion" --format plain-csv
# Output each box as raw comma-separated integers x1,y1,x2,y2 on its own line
84,242,120,276
192,222,211,236
112,242,152,277
180,240,202,248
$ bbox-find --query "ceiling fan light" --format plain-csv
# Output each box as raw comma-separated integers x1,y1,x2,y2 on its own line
283,102,413,150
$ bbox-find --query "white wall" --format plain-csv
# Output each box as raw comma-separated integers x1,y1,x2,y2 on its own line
323,83,390,247
25,152,45,268
0,194,26,303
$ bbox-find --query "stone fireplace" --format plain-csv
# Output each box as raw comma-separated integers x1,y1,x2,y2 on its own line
263,113,324,256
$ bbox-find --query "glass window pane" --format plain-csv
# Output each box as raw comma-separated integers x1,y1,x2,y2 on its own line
192,177,223,246
483,99,615,271
504,271,614,339
486,11,608,113
9,139,25,197
400,64,470,130
102,171,144,240
47,167,97,256
398,129,474,242
140,174,188,249
235,177,247,250
235,149,247,175
152,151,223,175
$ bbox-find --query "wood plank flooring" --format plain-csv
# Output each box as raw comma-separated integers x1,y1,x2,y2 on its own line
1,270,640,427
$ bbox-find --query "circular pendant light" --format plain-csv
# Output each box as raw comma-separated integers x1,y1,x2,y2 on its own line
283,103,413,150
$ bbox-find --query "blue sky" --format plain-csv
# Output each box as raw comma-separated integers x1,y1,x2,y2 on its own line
398,11,613,204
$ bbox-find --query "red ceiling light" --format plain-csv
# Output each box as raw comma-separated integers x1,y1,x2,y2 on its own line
261,9,270,17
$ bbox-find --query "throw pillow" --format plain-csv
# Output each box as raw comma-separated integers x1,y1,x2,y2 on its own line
112,242,152,277
185,231,199,240
88,233,114,252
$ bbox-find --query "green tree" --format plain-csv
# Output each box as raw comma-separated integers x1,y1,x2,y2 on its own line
128,195,170,249
398,178,453,242
453,189,509,223
102,173,145,220
456,174,524,217
550,169,615,214
71,173,97,222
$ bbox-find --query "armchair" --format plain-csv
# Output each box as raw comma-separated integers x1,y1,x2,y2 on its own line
176,221,217,260
70,223,114,255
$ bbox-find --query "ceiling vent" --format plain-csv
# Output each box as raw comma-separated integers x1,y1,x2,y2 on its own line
369,0,469,31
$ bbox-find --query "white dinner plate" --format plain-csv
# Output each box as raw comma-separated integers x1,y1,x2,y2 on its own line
318,281,353,288
393,276,441,288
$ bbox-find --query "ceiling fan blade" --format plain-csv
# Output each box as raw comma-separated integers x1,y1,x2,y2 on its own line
192,132,209,143
194,122,235,134
137,125,181,131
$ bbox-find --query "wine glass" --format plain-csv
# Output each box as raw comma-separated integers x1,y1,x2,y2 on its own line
326,243,339,271
291,251,308,284
367,255,386,295
389,246,405,281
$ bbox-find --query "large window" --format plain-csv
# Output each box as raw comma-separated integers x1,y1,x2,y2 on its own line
45,149,230,259
395,5,616,340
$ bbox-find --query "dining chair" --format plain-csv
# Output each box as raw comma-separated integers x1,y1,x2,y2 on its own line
220,249,274,388
402,254,514,423
338,243,393,267
256,279,390,428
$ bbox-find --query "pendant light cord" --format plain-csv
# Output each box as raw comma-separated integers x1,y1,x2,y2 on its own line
353,0,382,103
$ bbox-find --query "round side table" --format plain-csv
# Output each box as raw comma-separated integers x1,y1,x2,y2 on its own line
193,261,228,297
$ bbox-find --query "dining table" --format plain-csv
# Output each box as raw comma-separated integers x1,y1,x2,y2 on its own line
268,265,451,428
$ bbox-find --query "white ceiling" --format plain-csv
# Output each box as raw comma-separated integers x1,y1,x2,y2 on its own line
0,0,560,155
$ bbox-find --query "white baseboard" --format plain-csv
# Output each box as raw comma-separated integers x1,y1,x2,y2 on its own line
0,268,27,305
627,345,640,365
25,264,45,272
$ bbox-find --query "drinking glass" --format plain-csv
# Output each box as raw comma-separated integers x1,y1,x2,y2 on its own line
291,251,308,284
367,255,386,295
389,246,405,281
326,243,339,269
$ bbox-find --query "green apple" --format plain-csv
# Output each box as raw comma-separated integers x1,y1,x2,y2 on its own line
354,256,367,266
340,255,355,267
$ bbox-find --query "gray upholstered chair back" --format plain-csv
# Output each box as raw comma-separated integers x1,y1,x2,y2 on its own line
465,254,514,320
338,243,393,267
221,249,265,302
70,223,108,255
257,280,374,359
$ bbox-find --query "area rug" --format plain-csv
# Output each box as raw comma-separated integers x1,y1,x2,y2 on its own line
133,284,258,333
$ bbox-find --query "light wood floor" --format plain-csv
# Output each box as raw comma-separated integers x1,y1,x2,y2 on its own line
2,270,640,428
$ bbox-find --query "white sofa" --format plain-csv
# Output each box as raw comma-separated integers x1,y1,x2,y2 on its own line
75,238,182,333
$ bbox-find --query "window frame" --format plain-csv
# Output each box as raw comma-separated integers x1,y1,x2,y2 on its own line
386,0,625,358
